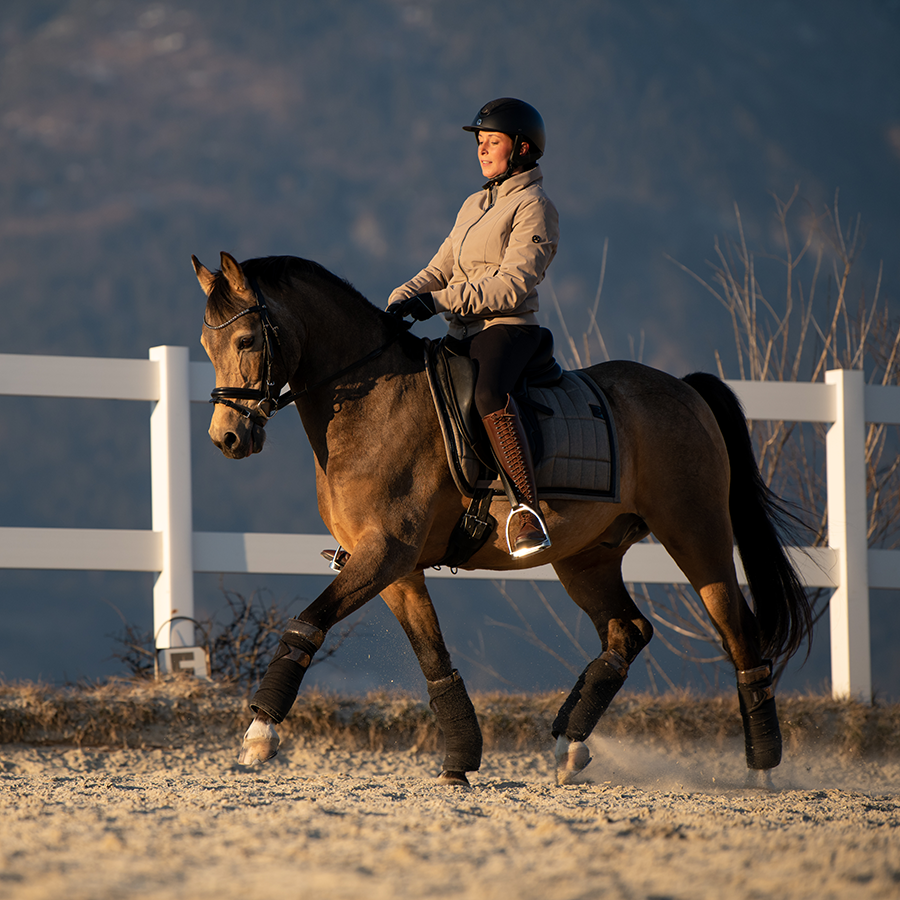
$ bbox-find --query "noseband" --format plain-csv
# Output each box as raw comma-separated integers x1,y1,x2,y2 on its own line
204,276,411,426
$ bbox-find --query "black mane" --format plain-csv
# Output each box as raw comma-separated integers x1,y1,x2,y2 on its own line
206,255,377,320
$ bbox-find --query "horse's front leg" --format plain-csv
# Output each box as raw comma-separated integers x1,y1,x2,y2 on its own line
238,534,417,766
238,616,327,765
380,572,482,786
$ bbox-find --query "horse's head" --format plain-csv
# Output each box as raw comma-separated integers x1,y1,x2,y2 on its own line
194,251,283,459
194,250,409,460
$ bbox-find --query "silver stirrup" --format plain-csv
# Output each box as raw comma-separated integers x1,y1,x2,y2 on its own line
505,504,551,558
320,545,350,571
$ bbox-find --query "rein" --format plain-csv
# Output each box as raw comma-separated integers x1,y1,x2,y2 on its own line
204,276,412,424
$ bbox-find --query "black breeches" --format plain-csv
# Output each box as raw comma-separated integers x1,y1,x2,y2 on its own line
463,324,543,418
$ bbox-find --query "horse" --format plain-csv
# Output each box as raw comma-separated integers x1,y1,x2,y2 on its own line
193,251,813,786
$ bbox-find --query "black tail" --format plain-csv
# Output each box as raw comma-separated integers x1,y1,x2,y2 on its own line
682,372,813,662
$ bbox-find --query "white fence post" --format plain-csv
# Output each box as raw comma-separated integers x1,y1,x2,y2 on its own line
149,346,195,650
825,368,871,700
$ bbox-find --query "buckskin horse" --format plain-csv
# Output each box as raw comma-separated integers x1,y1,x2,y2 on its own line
193,251,812,786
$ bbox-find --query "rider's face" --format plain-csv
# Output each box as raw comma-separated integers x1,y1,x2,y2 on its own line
477,131,516,180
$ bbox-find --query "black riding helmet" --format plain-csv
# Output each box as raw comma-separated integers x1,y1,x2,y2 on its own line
463,98,545,183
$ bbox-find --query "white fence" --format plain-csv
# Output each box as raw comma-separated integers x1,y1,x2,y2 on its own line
1,347,898,699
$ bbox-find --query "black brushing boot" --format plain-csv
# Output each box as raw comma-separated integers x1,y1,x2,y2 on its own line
737,660,782,770
551,650,628,784
427,670,483,785
250,619,325,723
552,651,628,742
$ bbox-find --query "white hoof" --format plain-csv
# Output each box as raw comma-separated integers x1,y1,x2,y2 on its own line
238,716,280,766
555,735,592,785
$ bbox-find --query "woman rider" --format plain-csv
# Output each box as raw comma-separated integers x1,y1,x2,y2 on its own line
387,98,559,558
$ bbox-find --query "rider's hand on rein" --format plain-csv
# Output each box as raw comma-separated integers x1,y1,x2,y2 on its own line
387,293,437,321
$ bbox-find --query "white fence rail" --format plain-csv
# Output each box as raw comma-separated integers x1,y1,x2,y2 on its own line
2,347,899,699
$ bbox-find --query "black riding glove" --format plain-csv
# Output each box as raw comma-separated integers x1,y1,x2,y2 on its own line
387,293,437,321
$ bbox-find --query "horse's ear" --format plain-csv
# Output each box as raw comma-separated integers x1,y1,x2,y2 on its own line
192,255,217,296
220,251,252,297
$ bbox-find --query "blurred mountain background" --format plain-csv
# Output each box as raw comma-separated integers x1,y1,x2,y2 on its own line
1,0,898,698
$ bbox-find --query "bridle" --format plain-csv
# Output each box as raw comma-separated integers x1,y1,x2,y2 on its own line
204,275,411,426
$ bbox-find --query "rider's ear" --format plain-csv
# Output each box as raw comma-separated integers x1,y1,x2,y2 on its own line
191,255,217,296
219,251,252,297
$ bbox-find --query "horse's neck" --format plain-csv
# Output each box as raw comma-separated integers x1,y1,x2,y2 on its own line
281,288,426,461
278,285,382,375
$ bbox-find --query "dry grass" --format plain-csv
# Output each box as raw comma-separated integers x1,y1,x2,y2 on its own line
2,678,899,760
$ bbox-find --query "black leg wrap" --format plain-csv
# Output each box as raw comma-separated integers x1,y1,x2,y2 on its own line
427,670,483,773
250,619,325,724
737,660,782,770
552,652,628,742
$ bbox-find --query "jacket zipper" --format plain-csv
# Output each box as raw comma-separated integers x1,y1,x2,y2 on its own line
456,185,497,280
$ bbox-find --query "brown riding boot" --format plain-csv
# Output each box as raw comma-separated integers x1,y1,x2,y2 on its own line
482,395,551,558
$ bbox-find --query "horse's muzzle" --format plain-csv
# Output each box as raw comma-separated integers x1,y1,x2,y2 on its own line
210,419,267,459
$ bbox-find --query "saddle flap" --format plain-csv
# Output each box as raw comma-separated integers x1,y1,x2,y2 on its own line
424,340,489,497
436,346,493,464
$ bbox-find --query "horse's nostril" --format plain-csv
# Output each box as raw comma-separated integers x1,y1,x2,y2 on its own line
223,431,238,448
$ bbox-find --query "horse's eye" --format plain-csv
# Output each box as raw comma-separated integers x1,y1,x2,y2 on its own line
238,336,254,350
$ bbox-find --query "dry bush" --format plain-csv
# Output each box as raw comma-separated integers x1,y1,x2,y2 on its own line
675,187,900,550
109,585,359,688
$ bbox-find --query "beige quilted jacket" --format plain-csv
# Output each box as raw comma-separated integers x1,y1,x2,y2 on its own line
388,166,559,339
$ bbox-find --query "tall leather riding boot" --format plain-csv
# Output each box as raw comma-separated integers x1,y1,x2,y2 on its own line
482,395,551,558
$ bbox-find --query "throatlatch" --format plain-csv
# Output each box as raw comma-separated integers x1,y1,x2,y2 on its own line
551,650,629,742
427,670,483,774
250,619,325,723
737,660,782,769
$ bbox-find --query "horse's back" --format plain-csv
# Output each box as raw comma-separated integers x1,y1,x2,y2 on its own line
581,360,723,436
579,360,731,504
582,359,692,400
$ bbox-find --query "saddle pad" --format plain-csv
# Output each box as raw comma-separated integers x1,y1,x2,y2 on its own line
508,371,619,502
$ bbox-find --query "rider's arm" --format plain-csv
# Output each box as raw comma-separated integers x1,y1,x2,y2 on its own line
387,236,454,307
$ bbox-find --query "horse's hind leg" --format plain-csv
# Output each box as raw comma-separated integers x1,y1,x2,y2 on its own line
650,515,782,771
380,572,482,786
551,546,654,783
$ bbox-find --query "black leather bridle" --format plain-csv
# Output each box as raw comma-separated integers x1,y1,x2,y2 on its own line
204,276,412,426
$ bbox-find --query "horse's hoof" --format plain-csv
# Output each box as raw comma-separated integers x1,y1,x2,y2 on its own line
436,770,471,787
238,716,280,766
555,736,592,785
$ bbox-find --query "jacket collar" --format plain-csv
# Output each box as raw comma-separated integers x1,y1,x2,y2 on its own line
482,164,543,196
